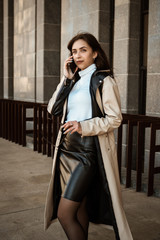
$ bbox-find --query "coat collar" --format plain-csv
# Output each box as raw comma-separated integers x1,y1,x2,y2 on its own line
89,70,110,118
90,70,110,94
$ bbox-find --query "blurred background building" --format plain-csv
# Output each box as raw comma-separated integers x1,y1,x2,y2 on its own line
0,0,160,175
1,0,159,116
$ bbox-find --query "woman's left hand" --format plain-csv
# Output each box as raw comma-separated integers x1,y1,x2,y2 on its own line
62,121,82,135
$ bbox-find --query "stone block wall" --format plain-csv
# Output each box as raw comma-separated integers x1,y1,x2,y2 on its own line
1,0,159,109
99,0,111,60
146,0,160,117
36,0,61,102
113,0,141,168
3,0,14,99
13,0,61,102
1,0,160,171
0,0,3,98
145,0,160,170
114,0,141,114
14,0,36,101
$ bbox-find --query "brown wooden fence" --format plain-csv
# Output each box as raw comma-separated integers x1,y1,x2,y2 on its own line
117,114,160,196
0,99,160,196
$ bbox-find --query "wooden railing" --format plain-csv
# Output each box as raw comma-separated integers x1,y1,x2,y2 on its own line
117,114,160,196
0,99,160,196
0,99,34,145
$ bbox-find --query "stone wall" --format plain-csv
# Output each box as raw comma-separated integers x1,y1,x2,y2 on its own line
114,0,141,114
3,0,13,99
113,0,142,168
0,0,3,98
1,0,160,167
12,0,61,103
146,0,160,117
14,0,36,101
36,0,61,102
1,0,159,108
145,0,160,170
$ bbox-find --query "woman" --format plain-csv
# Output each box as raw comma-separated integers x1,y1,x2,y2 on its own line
44,32,133,240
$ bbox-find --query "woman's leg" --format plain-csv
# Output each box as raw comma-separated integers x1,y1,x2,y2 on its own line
77,197,89,239
57,197,88,240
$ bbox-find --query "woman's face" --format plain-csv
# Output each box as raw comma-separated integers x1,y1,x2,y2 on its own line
72,39,97,70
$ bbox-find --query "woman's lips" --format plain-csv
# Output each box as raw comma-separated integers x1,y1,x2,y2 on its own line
76,61,83,64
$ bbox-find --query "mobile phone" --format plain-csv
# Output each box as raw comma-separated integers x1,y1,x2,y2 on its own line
69,57,77,73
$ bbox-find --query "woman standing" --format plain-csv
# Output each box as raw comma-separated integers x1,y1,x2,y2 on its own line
44,32,133,240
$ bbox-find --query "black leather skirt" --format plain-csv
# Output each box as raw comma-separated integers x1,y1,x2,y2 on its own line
58,131,97,202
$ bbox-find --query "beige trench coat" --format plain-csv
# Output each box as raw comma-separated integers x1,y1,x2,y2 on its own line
44,74,133,240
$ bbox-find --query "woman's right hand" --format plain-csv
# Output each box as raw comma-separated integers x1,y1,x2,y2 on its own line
64,56,78,79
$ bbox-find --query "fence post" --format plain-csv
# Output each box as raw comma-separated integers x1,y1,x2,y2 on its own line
126,121,134,188
42,106,47,155
22,104,26,146
117,124,122,180
38,105,42,153
148,123,160,196
136,122,144,191
47,113,52,157
8,101,11,141
148,123,156,196
4,101,7,139
18,103,22,145
34,104,38,151
0,100,2,137
14,102,18,143
11,101,14,142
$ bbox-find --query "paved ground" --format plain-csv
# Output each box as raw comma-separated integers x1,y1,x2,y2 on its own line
0,138,160,240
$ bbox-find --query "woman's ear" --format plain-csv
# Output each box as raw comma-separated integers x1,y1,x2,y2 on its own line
93,51,98,60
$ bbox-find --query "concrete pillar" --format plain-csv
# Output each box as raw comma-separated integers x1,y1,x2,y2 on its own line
113,0,141,114
99,0,111,60
113,0,141,169
13,0,60,102
14,0,36,101
144,0,160,171
3,0,14,99
146,0,160,117
0,0,3,98
36,0,61,103
61,0,111,76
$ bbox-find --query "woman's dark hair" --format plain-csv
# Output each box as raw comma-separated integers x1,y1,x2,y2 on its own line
67,32,113,76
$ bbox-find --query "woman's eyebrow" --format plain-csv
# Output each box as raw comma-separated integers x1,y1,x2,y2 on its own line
72,46,88,51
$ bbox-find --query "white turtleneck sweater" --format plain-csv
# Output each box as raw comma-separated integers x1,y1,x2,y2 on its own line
66,63,96,122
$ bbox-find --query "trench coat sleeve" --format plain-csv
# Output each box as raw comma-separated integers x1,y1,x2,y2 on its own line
47,76,72,116
80,76,122,136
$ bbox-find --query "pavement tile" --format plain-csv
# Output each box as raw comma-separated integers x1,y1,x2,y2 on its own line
0,138,160,240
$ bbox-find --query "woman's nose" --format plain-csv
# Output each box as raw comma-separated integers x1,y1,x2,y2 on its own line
76,51,81,58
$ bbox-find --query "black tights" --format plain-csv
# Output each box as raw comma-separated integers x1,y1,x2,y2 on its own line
57,197,89,240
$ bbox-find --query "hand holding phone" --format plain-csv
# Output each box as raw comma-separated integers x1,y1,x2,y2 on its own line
69,58,77,73
64,56,78,79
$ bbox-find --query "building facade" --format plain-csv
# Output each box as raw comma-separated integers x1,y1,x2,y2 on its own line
0,0,160,171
